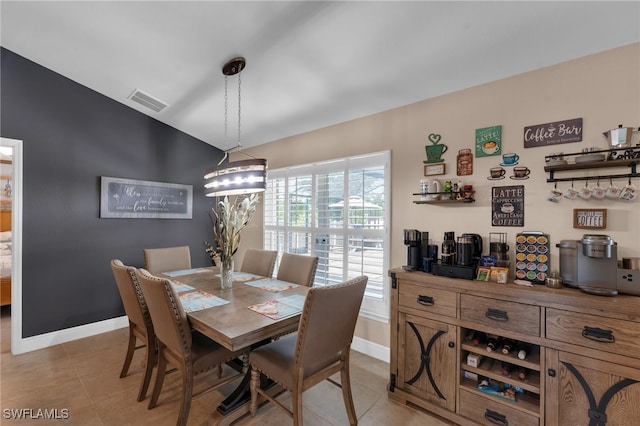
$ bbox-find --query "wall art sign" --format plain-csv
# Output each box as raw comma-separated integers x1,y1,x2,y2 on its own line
524,118,583,148
491,185,524,227
424,163,446,176
573,208,607,230
424,133,448,163
100,176,193,219
475,125,502,158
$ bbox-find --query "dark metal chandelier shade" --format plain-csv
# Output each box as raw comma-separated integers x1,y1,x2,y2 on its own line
204,57,267,198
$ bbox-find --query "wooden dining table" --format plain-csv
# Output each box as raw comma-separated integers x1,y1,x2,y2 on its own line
161,266,310,425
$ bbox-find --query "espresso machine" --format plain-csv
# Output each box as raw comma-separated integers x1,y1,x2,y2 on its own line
403,229,429,271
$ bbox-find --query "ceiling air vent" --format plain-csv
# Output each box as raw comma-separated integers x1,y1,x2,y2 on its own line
127,88,168,113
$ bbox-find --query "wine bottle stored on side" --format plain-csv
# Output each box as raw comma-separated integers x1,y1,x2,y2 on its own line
501,338,516,355
469,331,486,346
501,361,513,376
517,366,528,380
516,341,531,360
486,334,501,352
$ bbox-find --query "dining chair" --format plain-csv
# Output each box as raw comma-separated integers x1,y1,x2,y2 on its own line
249,275,368,426
143,245,191,274
240,248,278,277
110,259,156,402
276,253,319,286
135,268,245,426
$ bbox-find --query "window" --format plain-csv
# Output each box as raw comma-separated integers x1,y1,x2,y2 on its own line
264,151,390,321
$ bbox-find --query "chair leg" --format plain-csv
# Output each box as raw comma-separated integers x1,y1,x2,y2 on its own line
120,324,136,378
292,380,304,426
137,334,156,402
249,368,260,417
177,363,193,426
340,357,357,426
148,349,167,410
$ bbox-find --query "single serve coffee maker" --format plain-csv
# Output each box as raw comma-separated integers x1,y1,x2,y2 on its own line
403,229,429,271
558,234,618,296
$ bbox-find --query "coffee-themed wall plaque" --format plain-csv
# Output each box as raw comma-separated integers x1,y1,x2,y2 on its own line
524,118,583,148
424,133,448,163
475,125,502,157
424,163,446,176
491,185,524,227
573,208,607,230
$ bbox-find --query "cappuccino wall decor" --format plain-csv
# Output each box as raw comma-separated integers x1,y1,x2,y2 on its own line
475,125,502,157
424,133,448,163
491,185,524,227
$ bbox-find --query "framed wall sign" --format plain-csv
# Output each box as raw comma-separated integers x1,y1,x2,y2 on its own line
424,163,446,176
573,208,607,229
491,185,525,227
475,125,502,158
524,118,583,148
100,176,193,219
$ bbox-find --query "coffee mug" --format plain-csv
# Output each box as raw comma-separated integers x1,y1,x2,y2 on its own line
512,166,530,179
564,185,578,200
490,167,506,179
619,182,637,201
501,202,515,214
547,188,563,203
578,184,592,200
592,182,606,199
425,179,441,200
502,153,519,165
548,152,564,161
606,182,622,199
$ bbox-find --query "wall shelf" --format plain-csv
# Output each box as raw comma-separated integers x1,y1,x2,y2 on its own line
544,146,640,183
413,191,475,204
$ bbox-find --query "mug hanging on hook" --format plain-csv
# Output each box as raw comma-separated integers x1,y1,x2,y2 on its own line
579,178,592,200
620,177,637,201
547,181,563,203
564,179,578,200
606,177,621,199
592,177,606,199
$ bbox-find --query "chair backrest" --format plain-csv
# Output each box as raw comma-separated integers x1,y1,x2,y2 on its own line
111,259,153,331
276,253,319,286
295,276,367,375
240,249,278,277
135,268,191,359
143,245,191,274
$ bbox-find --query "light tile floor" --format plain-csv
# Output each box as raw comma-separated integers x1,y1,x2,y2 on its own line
1,306,452,425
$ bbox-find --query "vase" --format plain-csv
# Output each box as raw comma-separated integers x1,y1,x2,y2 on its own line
219,257,234,289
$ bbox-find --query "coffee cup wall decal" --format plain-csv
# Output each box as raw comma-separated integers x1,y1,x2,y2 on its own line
424,133,448,163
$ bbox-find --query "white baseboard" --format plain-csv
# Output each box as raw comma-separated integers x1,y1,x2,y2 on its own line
14,316,129,354
351,336,390,363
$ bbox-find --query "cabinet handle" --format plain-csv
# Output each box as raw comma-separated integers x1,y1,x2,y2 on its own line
582,326,615,343
485,308,509,322
484,409,508,425
417,295,434,306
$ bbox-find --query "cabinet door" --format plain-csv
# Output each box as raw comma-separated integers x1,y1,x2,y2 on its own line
546,349,640,426
397,312,457,411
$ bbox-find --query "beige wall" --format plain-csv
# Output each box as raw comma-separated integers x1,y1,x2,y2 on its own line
236,43,640,352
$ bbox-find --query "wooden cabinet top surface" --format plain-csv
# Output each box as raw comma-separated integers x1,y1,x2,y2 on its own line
390,268,640,322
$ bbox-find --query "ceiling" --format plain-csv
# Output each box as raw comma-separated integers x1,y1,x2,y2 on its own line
1,1,639,151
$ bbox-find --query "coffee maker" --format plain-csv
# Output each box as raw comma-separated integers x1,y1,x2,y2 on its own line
558,234,618,296
432,233,483,280
403,229,429,271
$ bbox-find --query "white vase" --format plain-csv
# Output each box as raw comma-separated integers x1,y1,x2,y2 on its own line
219,257,234,289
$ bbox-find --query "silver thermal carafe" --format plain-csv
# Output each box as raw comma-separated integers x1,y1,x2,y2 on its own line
403,229,429,271
557,234,618,296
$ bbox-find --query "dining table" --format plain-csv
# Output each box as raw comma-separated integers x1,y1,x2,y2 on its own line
160,266,310,425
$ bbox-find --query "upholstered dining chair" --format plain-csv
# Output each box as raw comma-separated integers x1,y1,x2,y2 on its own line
240,248,278,277
276,253,319,287
249,275,368,426
143,245,191,274
110,259,156,402
135,268,245,426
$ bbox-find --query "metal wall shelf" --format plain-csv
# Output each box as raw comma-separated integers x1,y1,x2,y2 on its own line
413,191,475,204
544,146,640,183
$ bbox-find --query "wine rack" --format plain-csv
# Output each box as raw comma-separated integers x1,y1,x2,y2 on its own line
460,328,542,419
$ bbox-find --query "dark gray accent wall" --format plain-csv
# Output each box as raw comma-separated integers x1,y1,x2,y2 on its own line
1,47,223,337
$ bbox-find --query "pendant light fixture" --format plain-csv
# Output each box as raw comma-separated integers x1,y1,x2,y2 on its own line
204,57,267,197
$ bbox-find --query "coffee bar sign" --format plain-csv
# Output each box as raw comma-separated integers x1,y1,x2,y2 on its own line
524,118,583,148
100,176,193,219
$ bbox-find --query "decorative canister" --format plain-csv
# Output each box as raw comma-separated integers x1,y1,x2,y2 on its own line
457,148,473,176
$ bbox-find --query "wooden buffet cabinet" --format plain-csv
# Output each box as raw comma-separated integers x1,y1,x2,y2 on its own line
388,269,640,426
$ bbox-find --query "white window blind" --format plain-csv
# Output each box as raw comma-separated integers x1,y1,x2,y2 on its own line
264,151,390,320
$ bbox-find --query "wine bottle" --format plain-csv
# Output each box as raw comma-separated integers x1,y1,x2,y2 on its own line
501,338,516,355
464,329,476,342
486,334,501,352
517,366,528,380
471,331,486,346
515,341,531,360
501,361,513,376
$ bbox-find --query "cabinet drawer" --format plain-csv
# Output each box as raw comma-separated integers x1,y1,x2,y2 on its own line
399,283,457,318
459,389,539,426
546,308,640,359
460,294,540,336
